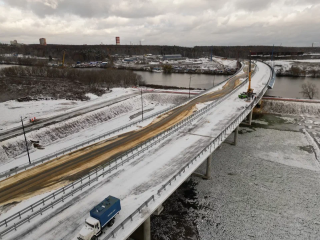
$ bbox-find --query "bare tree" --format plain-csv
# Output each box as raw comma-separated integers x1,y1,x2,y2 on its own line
301,81,319,99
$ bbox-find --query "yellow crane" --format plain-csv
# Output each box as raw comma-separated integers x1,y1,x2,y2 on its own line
247,51,254,96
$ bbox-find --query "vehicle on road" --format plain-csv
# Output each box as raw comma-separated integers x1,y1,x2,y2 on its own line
77,196,121,240
238,92,248,99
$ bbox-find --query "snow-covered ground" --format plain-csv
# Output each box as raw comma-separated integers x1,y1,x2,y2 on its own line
0,88,137,131
212,56,237,69
0,61,270,240
261,99,320,116
266,59,320,76
151,108,320,239
194,124,320,240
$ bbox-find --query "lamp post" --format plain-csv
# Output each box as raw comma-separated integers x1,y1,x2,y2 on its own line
189,75,193,99
21,117,31,164
137,77,144,120
140,88,144,120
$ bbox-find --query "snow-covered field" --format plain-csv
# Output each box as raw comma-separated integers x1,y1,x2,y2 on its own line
151,110,320,239
266,59,320,76
194,124,320,240
0,88,137,131
261,100,320,116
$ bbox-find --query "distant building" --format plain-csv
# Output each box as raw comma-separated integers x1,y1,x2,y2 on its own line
39,38,47,45
116,37,120,45
162,54,185,61
10,40,18,45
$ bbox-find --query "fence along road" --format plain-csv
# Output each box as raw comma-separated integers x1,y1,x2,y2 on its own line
3,61,272,240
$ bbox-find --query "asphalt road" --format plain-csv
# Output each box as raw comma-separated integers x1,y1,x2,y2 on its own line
0,92,139,142
0,67,248,206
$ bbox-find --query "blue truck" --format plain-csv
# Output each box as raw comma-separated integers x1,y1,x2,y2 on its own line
77,196,121,240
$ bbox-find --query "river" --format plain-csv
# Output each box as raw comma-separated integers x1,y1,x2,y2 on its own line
135,71,320,99
1,64,319,99
134,71,226,89
266,76,320,99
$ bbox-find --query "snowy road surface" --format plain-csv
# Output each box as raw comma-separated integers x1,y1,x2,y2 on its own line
3,62,271,240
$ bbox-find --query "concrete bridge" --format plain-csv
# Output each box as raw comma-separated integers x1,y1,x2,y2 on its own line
0,61,274,240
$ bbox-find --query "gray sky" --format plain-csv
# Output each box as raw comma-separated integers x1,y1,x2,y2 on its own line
0,0,319,47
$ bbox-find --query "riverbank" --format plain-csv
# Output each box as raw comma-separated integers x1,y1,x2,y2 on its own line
266,59,320,77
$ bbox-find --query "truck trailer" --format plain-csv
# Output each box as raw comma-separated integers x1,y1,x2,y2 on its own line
77,196,121,240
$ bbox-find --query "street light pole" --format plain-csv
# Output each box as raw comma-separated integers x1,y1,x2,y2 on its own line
140,88,144,120
189,75,193,99
21,117,31,164
137,77,144,121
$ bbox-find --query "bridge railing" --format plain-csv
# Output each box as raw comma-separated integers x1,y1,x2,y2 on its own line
0,63,244,180
0,63,246,238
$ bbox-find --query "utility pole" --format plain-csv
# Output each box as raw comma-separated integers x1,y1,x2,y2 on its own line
189,75,193,99
21,117,31,164
140,88,144,120
137,77,144,120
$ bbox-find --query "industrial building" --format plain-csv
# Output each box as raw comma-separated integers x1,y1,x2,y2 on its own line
162,54,185,61
39,38,47,45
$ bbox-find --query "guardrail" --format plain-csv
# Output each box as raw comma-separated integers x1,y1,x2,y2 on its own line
103,195,155,239
0,63,245,180
0,63,246,238
102,61,272,240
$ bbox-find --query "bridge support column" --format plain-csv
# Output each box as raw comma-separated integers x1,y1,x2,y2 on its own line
130,217,151,240
153,204,164,215
248,109,253,125
233,126,239,146
193,153,212,180
242,109,253,126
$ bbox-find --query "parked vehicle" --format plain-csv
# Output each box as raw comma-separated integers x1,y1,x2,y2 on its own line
238,92,248,99
77,196,121,240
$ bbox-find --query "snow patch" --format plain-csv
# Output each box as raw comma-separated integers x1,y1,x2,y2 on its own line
263,100,320,116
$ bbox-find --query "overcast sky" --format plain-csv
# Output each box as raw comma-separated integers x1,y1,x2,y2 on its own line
0,0,319,47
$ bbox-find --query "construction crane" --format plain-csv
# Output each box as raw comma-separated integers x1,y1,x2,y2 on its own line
247,52,254,96
238,52,254,100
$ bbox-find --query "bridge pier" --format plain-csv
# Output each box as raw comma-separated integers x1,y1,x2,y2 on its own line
193,153,212,180
233,126,239,146
248,109,253,125
153,204,164,215
242,109,253,126
130,216,151,240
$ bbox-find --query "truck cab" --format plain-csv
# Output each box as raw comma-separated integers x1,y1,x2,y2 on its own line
78,217,101,240
77,196,121,240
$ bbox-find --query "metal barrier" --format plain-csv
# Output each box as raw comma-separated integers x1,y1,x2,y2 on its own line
0,62,249,238
103,195,155,239
0,63,244,180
